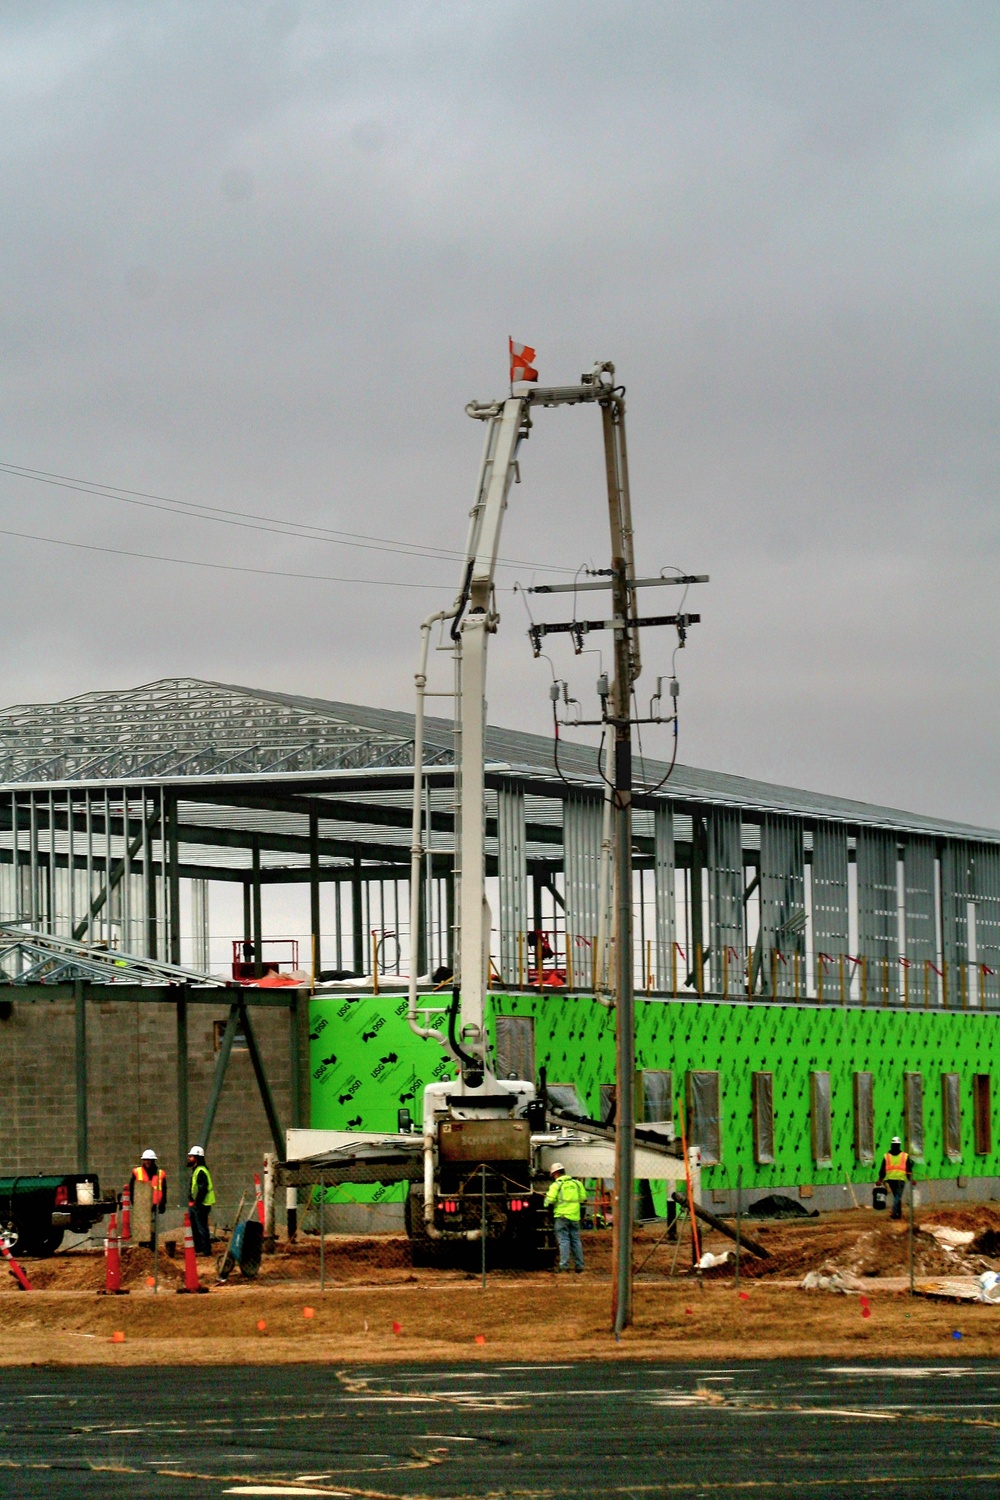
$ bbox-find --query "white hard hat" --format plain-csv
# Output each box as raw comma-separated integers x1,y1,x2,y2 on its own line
141,1149,157,1161
187,1144,205,1157
550,1161,565,1174
890,1135,902,1147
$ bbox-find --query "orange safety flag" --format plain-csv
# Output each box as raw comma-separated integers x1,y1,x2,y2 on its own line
509,338,538,384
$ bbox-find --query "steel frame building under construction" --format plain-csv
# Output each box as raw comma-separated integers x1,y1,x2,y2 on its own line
1,675,1000,1222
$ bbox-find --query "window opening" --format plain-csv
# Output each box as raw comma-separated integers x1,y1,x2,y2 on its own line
904,1071,924,1159
687,1070,721,1164
853,1071,874,1164
942,1073,962,1162
810,1071,832,1167
974,1073,992,1155
752,1071,775,1165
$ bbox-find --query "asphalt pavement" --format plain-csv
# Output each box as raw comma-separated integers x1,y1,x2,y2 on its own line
2,1359,999,1497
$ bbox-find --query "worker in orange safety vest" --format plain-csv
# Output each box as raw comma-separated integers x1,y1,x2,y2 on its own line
130,1149,168,1247
877,1135,912,1220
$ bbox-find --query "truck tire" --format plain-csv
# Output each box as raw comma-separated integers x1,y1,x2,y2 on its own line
404,1186,439,1268
16,1223,63,1258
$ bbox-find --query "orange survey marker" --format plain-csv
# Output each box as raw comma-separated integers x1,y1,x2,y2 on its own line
177,1212,208,1295
120,1182,132,1244
254,1172,265,1226
0,1239,32,1291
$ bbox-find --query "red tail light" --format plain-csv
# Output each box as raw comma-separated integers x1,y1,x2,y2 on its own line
437,1200,460,1214
54,1185,69,1206
508,1197,530,1211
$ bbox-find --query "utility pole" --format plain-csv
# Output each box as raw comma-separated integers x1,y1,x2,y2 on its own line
602,390,639,1337
493,362,709,1334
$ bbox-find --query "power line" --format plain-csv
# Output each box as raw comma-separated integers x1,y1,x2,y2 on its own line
0,460,573,575
0,525,451,588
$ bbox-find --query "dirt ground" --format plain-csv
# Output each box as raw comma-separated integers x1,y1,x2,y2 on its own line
4,1203,1000,1365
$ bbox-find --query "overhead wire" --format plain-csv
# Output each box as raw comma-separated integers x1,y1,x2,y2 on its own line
0,460,574,575
0,525,451,589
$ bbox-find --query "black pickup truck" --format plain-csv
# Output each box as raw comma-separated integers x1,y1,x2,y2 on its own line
0,1174,115,1257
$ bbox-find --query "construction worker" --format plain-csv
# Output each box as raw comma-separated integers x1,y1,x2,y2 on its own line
129,1149,167,1248
877,1135,913,1220
544,1162,587,1273
186,1145,215,1255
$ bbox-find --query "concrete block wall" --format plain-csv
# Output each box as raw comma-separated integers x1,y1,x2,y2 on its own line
0,989,311,1234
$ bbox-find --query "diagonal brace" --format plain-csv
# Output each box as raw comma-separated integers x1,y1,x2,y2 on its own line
239,1000,285,1160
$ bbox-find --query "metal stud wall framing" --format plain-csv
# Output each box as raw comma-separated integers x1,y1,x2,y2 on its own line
811,822,849,983
902,837,937,976
759,815,805,998
562,792,603,986
856,827,900,1004
496,784,527,985
940,841,972,982
973,844,1000,1008
654,804,675,996
707,807,744,994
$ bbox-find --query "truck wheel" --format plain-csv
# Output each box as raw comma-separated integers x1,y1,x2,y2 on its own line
16,1224,64,1258
404,1187,439,1268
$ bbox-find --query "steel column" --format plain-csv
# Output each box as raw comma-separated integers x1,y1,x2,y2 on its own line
252,835,263,978
352,845,363,975
74,978,87,1172
167,792,181,965
309,804,321,981
176,985,189,1198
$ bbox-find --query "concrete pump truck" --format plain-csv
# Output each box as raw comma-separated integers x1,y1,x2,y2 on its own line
402,360,694,1267
281,358,700,1296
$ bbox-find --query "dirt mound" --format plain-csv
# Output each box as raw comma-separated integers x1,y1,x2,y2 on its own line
693,1207,1000,1283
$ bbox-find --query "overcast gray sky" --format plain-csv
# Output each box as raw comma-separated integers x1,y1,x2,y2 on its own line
1,1,998,828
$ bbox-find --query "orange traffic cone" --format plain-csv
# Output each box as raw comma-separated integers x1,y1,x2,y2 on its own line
177,1212,208,1294
0,1239,32,1291
101,1213,128,1295
120,1182,132,1244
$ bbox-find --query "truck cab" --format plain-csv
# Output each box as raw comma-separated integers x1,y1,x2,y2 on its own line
0,1174,115,1257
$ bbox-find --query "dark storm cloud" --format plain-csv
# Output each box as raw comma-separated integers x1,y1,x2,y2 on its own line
0,1,997,824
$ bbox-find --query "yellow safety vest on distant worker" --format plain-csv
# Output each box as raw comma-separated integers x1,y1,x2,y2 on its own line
545,1176,587,1222
883,1151,909,1181
190,1164,216,1207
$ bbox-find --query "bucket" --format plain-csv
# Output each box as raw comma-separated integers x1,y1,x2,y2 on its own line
872,1184,887,1211
76,1181,94,1205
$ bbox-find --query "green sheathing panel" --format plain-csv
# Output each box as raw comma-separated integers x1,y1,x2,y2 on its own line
308,993,457,1205
491,994,1000,1190
310,992,1000,1195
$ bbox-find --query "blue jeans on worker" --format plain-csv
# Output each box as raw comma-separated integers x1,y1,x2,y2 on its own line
889,1181,905,1220
554,1217,584,1271
190,1203,212,1255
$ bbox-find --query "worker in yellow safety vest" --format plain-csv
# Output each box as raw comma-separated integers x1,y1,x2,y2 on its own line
544,1162,587,1273
186,1145,216,1255
877,1135,913,1220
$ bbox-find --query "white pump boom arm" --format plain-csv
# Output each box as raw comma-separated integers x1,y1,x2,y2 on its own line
408,365,619,1083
